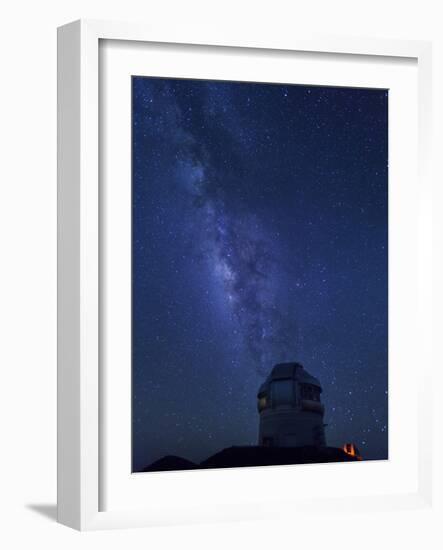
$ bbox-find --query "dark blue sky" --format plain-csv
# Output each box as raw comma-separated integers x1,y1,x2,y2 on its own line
132,77,388,471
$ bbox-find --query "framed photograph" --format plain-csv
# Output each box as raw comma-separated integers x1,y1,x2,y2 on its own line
57,20,434,530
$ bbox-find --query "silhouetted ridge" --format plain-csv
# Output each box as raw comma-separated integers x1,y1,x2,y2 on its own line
141,455,196,472
141,445,358,472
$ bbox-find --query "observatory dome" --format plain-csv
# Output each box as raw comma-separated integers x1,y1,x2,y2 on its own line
257,362,326,448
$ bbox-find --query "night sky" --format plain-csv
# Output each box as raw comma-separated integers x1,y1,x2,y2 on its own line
132,77,388,472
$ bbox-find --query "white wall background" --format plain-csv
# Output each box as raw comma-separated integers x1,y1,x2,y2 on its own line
0,0,441,547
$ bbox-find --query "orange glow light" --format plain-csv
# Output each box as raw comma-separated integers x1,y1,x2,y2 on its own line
343,443,362,460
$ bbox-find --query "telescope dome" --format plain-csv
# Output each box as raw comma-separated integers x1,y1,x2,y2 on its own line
257,362,326,448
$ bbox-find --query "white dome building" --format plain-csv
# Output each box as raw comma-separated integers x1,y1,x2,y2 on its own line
257,362,326,448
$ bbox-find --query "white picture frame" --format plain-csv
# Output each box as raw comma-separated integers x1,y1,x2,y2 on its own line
57,19,434,531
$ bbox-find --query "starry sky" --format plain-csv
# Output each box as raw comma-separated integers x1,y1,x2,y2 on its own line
132,77,388,472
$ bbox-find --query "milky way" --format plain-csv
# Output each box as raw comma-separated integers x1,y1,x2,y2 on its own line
132,77,388,470
169,94,298,375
